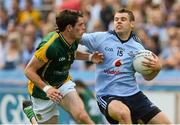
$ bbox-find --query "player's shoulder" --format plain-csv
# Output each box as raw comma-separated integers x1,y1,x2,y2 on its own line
131,32,142,43
83,31,108,37
38,32,58,46
130,32,144,47
42,31,58,42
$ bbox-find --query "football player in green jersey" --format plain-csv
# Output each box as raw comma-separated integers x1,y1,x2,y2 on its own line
75,80,105,124
24,9,103,124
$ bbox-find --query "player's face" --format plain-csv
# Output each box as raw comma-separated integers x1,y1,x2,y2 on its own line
72,17,86,39
114,13,134,34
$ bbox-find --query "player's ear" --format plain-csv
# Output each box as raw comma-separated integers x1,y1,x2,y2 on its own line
66,25,73,32
130,21,135,29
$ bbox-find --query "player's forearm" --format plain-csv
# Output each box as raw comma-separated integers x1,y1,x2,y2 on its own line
75,51,92,61
24,68,47,90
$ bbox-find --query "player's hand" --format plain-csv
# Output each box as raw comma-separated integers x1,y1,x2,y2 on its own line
46,87,63,103
142,53,161,71
91,51,104,64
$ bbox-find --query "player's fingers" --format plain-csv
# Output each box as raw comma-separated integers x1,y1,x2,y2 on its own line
143,58,156,66
49,94,62,103
100,55,104,59
58,92,63,97
95,51,104,56
144,60,156,66
145,56,158,64
142,60,149,65
49,93,57,98
145,65,151,68
94,51,99,54
51,97,60,103
142,62,151,68
54,96,62,103
142,63,153,68
53,92,63,100
49,95,56,102
144,57,153,61
98,53,103,56
98,60,103,64
49,91,61,98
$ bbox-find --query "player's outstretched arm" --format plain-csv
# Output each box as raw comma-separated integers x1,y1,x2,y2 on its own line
75,51,104,64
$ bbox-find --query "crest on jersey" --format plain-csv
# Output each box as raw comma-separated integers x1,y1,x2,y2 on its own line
113,59,122,67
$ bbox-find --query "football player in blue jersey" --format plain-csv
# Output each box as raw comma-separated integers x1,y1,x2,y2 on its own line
81,8,172,124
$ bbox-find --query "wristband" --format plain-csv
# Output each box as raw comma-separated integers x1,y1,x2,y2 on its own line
88,54,93,61
43,85,52,93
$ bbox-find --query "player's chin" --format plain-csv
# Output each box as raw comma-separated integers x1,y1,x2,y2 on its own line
116,29,124,33
76,35,82,39
78,33,84,38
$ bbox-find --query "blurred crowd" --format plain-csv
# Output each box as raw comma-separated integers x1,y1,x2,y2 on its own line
0,0,179,71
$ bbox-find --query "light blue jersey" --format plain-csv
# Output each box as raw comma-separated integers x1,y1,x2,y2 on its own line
81,30,145,97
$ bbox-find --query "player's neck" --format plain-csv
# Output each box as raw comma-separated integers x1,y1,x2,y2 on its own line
117,31,131,41
60,32,74,46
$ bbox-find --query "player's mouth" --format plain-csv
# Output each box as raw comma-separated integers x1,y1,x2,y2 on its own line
116,25,123,29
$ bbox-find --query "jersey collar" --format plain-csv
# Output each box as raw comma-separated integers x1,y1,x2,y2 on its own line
58,32,72,48
108,30,134,43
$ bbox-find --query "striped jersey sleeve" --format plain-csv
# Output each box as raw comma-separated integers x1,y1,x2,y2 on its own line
34,32,58,62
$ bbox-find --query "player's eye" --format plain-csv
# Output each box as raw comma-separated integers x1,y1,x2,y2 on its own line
114,18,119,21
121,17,127,21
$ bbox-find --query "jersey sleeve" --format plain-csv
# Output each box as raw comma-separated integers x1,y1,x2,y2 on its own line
133,35,145,51
34,44,49,63
34,32,58,62
80,32,104,53
136,43,145,51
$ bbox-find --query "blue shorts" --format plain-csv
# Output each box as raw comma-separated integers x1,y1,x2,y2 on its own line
97,91,161,124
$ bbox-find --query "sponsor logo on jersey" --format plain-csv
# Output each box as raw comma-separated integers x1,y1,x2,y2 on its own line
103,59,123,75
58,57,66,61
53,70,68,75
103,69,128,75
105,47,113,52
104,69,121,75
113,59,122,67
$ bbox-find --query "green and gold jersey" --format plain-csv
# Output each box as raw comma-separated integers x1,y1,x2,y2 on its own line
28,31,79,99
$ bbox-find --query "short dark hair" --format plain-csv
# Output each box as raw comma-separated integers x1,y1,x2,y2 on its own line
117,8,135,21
56,9,83,32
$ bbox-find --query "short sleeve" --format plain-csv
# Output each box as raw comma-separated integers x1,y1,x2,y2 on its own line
34,32,59,62
81,33,96,52
81,32,105,52
34,46,49,63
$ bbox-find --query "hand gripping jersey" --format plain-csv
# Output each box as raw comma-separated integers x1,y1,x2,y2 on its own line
28,32,78,99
